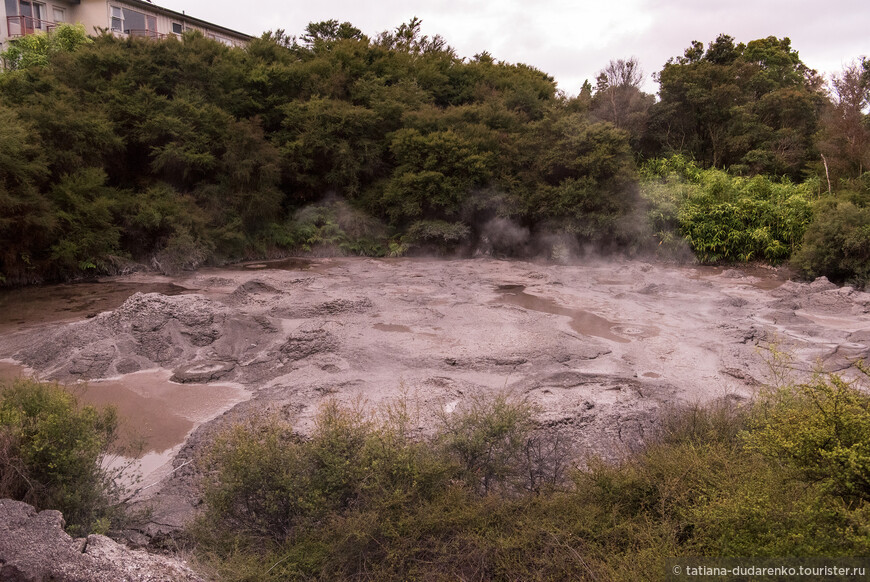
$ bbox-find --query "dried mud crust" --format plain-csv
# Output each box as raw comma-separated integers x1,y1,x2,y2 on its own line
1,258,869,537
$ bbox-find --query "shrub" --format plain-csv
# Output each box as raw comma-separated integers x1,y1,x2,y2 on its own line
193,372,870,580
641,157,814,263
791,198,870,286
0,378,126,535
0,23,92,70
438,392,554,494
280,199,389,256
196,399,451,549
744,367,870,500
404,219,471,251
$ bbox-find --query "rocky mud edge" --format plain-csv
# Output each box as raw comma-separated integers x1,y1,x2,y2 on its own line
1,258,868,566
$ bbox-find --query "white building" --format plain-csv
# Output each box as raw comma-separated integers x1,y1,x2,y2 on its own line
1,0,251,51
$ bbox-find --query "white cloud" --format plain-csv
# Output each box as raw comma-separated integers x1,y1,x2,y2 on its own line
156,0,870,95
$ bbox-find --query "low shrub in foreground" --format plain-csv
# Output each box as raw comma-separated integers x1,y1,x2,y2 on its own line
0,378,128,535
193,370,870,581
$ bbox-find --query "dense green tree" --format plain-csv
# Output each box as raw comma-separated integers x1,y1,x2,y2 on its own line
792,186,870,285
0,106,52,283
277,97,384,198
523,112,640,245
2,19,862,283
379,128,493,224
651,35,824,178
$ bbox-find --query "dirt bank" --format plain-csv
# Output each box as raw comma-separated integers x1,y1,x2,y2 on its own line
1,258,868,537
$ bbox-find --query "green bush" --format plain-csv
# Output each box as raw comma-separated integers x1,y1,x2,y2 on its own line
194,368,870,580
744,366,870,500
403,219,471,251
278,199,389,256
438,392,540,494
641,156,814,263
0,378,127,535
792,197,870,286
196,399,452,549
0,23,92,70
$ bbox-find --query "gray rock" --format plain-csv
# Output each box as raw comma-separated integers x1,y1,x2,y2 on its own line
0,499,204,582
171,360,235,383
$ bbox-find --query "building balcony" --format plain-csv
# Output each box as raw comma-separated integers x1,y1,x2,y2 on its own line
126,29,168,40
6,15,58,38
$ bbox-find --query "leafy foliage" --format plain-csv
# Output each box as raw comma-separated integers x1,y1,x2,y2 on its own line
745,366,870,500
0,378,128,536
0,24,92,70
0,25,866,281
642,156,814,262
194,367,870,580
650,35,823,178
792,184,870,285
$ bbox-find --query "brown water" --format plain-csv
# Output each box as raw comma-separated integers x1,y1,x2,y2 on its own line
494,285,632,344
688,264,790,291
0,281,192,332
233,257,337,274
373,323,413,333
0,362,249,481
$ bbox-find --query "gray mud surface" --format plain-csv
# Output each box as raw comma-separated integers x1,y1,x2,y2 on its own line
1,258,869,536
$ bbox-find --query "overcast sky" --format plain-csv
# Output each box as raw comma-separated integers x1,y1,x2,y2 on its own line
156,0,869,95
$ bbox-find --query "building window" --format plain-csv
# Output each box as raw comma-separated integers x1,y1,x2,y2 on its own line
110,7,157,35
52,7,64,23
206,32,234,46
171,22,183,34
110,6,123,32
19,1,46,29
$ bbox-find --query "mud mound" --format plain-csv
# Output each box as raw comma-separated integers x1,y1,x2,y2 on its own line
11,293,246,380
224,279,284,307
280,328,338,362
237,280,281,294
171,361,236,383
308,298,373,316
107,292,222,331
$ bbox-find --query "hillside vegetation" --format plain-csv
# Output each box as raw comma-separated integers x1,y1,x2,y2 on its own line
0,23,868,284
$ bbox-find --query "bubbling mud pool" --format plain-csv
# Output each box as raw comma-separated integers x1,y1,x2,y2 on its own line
0,257,868,533
493,284,660,343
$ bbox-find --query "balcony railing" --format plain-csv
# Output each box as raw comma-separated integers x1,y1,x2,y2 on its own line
126,29,168,41
6,15,57,38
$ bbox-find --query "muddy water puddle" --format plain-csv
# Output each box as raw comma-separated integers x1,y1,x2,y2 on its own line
0,281,192,332
373,323,413,333
687,265,790,291
493,285,658,344
234,257,337,274
0,363,249,483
